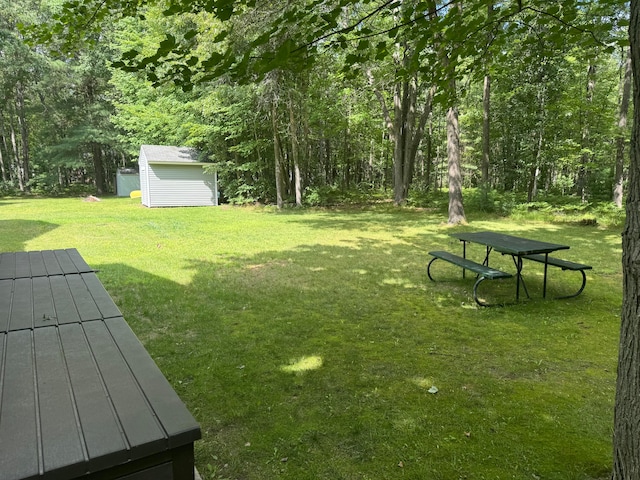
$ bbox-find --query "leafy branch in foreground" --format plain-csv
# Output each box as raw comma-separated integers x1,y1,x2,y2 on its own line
23,0,628,94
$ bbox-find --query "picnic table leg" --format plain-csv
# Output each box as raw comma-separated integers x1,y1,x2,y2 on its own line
542,253,549,298
511,255,530,301
462,241,467,279
516,256,521,300
483,246,491,266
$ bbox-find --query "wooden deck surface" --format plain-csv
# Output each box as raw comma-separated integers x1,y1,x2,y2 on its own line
0,249,200,480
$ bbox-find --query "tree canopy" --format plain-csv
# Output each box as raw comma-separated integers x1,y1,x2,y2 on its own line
2,0,626,209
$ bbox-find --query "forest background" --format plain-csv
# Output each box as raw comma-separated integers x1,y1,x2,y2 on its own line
0,0,631,221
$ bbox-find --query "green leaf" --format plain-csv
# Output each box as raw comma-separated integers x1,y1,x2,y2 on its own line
345,53,360,65
213,31,229,42
121,49,140,60
184,30,198,41
158,35,177,56
356,39,370,51
202,52,224,68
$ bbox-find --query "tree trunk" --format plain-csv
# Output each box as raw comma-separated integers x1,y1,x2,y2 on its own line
271,101,284,209
401,78,417,198
446,106,466,224
578,64,596,202
15,83,30,191
528,126,544,201
482,2,493,186
612,1,640,477
0,119,6,183
370,70,431,205
288,93,302,206
92,142,106,195
426,113,434,189
482,74,491,185
614,49,632,208
392,81,405,205
344,97,352,190
408,85,434,193
9,120,23,192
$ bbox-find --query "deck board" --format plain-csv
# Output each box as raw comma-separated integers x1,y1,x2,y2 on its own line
49,276,81,325
106,317,202,448
58,322,129,473
32,277,56,329
10,278,34,331
14,252,31,280
82,273,122,319
66,275,102,322
0,330,39,480
65,249,93,273
0,279,12,332
83,319,168,459
28,251,47,278
0,252,16,280
34,328,86,478
40,251,63,277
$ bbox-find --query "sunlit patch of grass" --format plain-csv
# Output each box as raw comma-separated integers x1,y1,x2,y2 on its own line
280,356,323,373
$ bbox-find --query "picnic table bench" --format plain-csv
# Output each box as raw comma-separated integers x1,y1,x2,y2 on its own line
427,251,513,306
0,249,201,480
521,253,592,298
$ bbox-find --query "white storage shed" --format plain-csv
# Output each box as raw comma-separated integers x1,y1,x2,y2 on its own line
139,145,218,207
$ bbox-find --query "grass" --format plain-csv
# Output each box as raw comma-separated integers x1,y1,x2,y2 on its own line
0,197,622,480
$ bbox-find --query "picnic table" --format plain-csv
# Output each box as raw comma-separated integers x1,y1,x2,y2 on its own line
428,232,592,306
0,249,201,480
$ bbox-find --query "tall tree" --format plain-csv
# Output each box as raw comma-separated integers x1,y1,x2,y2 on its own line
577,62,597,202
613,1,640,476
614,48,632,208
369,65,432,205
0,0,41,191
481,2,494,186
446,104,466,223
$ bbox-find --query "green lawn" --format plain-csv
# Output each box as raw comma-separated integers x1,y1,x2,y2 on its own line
0,197,621,479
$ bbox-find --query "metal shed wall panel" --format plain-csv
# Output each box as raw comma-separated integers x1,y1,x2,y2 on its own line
116,171,140,197
147,164,217,207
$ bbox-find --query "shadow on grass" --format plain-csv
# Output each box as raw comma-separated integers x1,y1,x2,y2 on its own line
95,230,617,480
0,219,59,252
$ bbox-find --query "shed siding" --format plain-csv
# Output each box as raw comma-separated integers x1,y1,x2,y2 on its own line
147,164,217,207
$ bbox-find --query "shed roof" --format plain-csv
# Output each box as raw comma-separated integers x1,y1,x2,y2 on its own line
140,145,207,165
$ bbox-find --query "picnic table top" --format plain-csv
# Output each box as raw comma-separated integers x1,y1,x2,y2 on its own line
451,231,570,256
0,249,201,480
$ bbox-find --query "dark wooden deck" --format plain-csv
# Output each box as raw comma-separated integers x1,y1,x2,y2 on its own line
0,249,201,480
